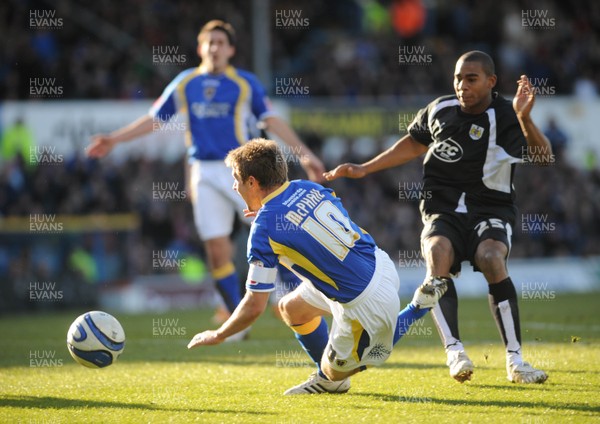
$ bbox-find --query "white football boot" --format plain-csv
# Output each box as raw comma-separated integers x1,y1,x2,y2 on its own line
283,372,350,395
447,350,474,383
507,361,548,383
412,277,449,309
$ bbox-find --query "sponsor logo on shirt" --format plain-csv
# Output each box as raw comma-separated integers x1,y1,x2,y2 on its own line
432,138,463,162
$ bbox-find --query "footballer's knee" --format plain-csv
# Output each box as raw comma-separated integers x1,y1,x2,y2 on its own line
423,236,453,258
422,236,454,275
277,297,293,326
277,295,305,326
475,240,508,274
279,294,323,327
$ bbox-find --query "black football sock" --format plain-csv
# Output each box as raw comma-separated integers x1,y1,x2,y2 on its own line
488,277,523,363
430,278,463,351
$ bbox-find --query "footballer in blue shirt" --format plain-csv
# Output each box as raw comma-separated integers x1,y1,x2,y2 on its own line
88,21,325,330
187,139,448,395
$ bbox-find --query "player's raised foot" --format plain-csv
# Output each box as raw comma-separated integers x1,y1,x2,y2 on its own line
507,362,548,384
447,350,474,383
412,276,449,309
283,372,350,395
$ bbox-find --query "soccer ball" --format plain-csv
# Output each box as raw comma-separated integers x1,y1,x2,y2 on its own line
67,311,125,368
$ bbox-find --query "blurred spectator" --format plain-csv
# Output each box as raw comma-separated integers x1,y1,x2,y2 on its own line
543,117,568,160
1,117,34,167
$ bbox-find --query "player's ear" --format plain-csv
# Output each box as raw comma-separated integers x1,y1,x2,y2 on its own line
488,74,497,89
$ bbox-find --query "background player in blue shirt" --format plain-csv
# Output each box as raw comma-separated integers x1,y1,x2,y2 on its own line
325,51,551,384
87,20,325,331
187,138,447,395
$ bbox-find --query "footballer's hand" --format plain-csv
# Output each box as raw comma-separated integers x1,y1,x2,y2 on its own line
87,134,116,158
187,330,225,348
302,155,327,183
243,208,258,218
513,74,535,119
323,163,367,181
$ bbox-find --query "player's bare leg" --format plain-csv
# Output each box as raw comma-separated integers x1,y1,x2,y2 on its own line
424,235,474,382
475,239,547,383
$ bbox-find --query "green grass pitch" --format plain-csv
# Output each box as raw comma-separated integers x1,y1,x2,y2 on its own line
1,293,599,423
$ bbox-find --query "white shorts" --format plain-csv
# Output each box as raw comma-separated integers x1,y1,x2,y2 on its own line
189,160,253,241
296,248,400,372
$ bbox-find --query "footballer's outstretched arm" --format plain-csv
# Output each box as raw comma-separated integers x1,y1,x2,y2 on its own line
187,291,270,348
513,74,553,165
263,116,326,183
324,134,428,181
87,114,155,158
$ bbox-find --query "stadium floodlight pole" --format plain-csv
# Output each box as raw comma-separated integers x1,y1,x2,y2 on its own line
252,0,272,93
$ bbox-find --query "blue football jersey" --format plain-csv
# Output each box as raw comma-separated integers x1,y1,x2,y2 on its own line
246,180,378,303
149,65,276,160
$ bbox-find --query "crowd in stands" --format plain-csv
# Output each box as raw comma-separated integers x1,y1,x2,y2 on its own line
1,0,598,100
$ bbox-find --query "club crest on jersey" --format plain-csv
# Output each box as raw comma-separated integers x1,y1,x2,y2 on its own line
203,86,216,101
469,124,484,140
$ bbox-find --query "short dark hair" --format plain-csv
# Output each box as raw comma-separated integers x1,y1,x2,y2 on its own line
198,20,236,46
225,138,288,189
458,50,495,76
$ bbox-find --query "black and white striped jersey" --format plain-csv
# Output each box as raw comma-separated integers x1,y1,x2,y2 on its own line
408,93,527,222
